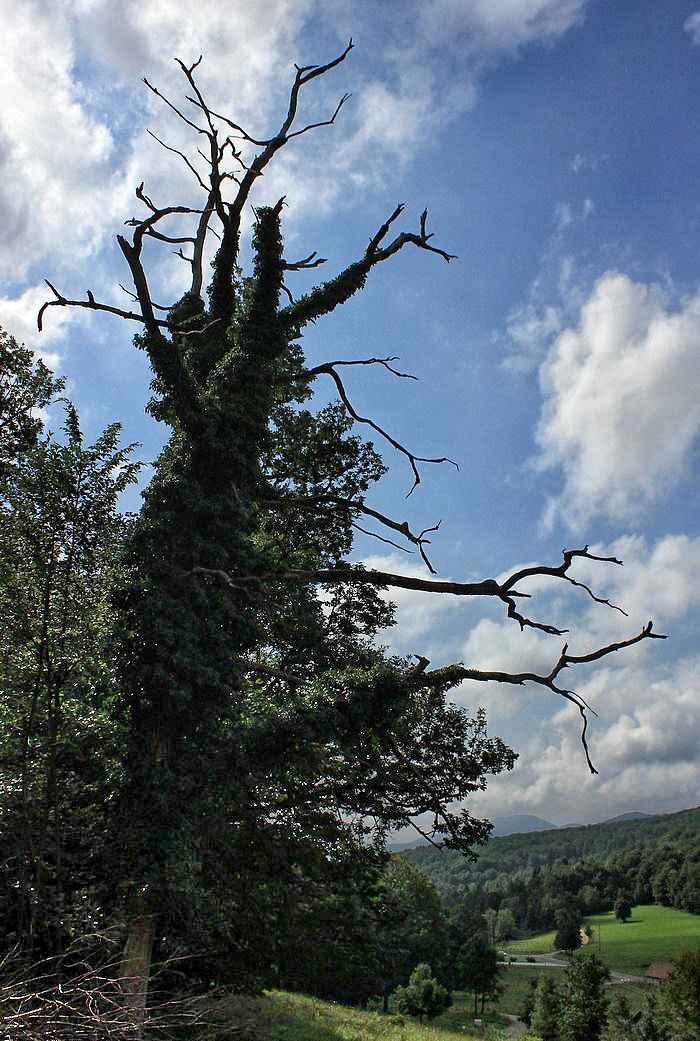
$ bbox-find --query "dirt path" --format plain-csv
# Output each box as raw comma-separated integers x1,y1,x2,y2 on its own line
503,1013,529,1037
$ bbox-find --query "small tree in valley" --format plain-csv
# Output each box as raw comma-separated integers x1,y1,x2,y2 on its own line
559,953,610,1041
531,976,561,1041
392,962,451,1023
554,906,582,954
614,896,633,923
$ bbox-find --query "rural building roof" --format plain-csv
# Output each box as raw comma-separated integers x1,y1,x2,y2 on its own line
645,960,674,980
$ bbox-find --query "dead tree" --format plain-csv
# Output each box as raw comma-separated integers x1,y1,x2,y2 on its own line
39,43,663,1025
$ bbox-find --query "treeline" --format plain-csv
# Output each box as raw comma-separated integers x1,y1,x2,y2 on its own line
405,808,700,935
273,856,500,1012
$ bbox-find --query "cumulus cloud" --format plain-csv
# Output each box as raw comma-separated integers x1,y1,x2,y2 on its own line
0,1,129,281
502,204,593,373
0,285,76,369
412,0,586,61
357,553,464,658
0,0,589,346
684,12,700,45
471,655,700,823
535,273,700,529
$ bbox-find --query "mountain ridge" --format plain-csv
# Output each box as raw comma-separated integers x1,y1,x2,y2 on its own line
389,808,656,849
401,805,700,894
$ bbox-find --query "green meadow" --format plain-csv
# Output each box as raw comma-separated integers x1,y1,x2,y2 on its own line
494,965,648,1016
504,904,700,975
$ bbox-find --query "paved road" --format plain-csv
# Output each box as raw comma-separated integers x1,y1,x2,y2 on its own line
500,955,648,983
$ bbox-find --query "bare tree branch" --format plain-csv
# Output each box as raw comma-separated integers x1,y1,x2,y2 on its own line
286,91,352,139
282,252,327,271
143,76,208,136
267,491,442,572
37,281,172,332
118,283,172,312
305,356,417,380
209,40,354,327
416,620,666,773
352,521,413,554
314,362,457,496
274,546,646,633
280,204,455,334
145,129,209,191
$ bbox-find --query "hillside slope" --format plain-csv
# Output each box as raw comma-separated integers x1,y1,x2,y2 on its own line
404,805,700,893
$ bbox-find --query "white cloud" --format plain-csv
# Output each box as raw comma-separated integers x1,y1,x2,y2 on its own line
684,12,700,46
471,654,700,823
0,284,75,368
413,0,587,60
0,0,590,347
575,533,700,634
535,273,700,529
502,202,593,373
0,1,129,282
358,553,463,657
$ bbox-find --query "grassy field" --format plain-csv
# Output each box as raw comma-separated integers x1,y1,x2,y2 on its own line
504,904,700,975
494,965,649,1016
167,973,656,1040
196,990,490,1041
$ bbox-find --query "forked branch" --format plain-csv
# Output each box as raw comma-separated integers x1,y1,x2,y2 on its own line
37,281,172,333
280,204,456,334
312,362,457,495
415,621,666,773
267,491,442,572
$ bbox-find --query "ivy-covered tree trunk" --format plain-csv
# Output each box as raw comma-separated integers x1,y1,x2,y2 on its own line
114,207,287,1015
37,44,663,1026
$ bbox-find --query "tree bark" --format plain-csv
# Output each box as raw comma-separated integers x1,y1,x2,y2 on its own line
119,907,156,1034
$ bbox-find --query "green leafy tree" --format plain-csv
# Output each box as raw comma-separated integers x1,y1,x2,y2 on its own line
37,45,663,1020
660,948,700,1041
392,962,451,1022
457,933,501,1015
495,907,517,942
0,387,139,954
554,906,582,954
614,895,632,923
372,856,450,1009
530,975,561,1041
0,329,63,484
558,953,610,1041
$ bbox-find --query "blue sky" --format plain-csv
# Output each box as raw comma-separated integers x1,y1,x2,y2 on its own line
1,0,699,827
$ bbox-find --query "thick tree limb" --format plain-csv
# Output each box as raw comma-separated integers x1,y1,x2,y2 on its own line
280,204,456,334
279,546,634,632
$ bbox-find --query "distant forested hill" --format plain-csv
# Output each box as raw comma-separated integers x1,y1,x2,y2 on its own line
403,806,699,928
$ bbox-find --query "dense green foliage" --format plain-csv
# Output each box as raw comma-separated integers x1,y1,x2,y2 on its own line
0,346,140,956
405,808,700,936
392,963,452,1022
